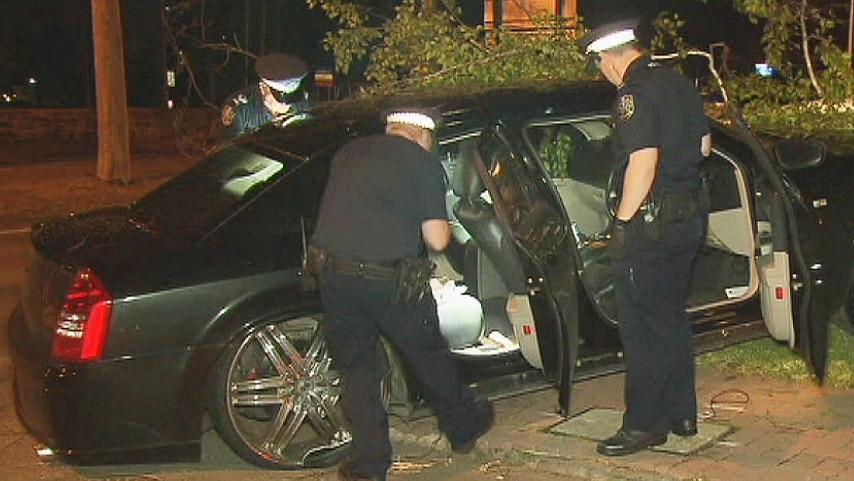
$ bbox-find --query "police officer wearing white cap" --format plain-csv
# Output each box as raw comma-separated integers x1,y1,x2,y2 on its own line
579,15,712,456
220,52,312,139
310,107,494,480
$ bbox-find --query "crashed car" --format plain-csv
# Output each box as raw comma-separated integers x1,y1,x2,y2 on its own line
9,78,845,469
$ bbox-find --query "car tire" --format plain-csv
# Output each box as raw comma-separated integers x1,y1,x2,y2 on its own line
834,304,854,336
208,314,392,469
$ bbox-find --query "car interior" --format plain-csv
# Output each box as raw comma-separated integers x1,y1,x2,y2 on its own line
429,116,761,359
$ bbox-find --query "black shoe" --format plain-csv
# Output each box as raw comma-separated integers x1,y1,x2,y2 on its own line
449,398,495,454
337,460,379,481
596,429,668,456
671,419,698,437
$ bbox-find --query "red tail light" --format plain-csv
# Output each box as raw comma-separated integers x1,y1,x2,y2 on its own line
53,268,113,362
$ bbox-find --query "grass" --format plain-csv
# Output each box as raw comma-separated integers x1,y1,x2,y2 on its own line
697,322,854,388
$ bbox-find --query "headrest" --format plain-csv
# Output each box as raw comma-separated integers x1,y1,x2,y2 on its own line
451,142,486,198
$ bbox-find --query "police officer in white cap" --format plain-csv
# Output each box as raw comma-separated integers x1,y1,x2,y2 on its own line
310,107,494,480
220,52,312,139
579,14,712,456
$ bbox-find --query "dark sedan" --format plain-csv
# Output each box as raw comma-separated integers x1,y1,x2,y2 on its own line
9,80,844,470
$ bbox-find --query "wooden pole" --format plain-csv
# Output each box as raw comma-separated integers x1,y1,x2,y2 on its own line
849,0,853,60
91,0,131,183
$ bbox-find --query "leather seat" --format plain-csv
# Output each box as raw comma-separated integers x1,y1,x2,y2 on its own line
451,141,526,297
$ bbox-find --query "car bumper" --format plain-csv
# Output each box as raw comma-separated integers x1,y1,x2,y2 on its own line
9,307,204,465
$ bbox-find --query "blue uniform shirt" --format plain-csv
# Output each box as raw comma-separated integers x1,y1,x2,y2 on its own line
611,55,710,193
220,83,312,140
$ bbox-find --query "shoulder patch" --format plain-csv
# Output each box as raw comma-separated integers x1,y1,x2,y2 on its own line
618,94,635,121
221,104,236,126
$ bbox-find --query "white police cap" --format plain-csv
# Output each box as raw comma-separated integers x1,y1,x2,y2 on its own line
578,18,639,54
383,107,442,131
255,53,308,92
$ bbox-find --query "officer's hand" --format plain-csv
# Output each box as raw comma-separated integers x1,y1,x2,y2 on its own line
609,217,630,260
260,82,294,116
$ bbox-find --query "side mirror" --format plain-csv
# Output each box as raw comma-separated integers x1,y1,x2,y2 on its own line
773,137,826,171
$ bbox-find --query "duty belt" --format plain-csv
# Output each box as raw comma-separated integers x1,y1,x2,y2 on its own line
656,188,708,223
323,256,398,280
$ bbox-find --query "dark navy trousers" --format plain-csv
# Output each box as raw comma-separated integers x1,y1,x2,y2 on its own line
320,270,479,480
612,214,705,434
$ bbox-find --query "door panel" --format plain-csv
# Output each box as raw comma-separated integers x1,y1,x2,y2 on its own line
477,124,579,413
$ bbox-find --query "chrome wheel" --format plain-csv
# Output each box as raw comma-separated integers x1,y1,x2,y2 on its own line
210,316,350,469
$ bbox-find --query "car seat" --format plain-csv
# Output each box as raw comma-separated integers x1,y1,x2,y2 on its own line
451,141,525,338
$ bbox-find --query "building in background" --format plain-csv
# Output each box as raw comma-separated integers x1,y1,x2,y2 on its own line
483,0,578,31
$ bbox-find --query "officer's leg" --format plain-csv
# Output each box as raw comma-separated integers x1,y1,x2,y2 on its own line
659,217,706,425
374,293,484,444
320,272,391,480
613,253,671,434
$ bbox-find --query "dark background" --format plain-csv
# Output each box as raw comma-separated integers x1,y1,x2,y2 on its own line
0,0,765,109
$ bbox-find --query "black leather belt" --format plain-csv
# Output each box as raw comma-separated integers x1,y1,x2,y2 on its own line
657,188,708,223
323,256,398,280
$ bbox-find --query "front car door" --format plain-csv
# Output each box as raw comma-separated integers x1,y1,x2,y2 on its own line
727,125,831,381
524,113,829,404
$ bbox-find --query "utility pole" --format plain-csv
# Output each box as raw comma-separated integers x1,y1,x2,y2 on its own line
91,0,131,184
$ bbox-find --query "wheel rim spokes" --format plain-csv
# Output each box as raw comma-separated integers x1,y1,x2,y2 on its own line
229,319,348,461
262,397,307,454
256,326,303,379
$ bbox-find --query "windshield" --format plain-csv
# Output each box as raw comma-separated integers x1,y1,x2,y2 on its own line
131,145,290,240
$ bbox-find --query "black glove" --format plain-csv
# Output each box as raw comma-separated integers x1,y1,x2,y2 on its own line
610,217,630,260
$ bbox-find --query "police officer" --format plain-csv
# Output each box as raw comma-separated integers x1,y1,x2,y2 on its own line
220,52,312,139
311,108,494,481
579,17,712,456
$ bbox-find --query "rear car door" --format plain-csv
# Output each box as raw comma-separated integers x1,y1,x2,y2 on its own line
524,114,828,386
471,123,582,414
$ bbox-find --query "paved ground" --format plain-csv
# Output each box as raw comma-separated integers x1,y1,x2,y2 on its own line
1,153,853,480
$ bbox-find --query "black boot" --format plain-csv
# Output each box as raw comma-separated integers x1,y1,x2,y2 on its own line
596,429,667,456
449,398,495,454
670,419,698,437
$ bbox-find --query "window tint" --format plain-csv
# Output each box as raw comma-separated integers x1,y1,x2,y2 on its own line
525,118,615,244
132,146,290,241
210,154,332,267
526,118,613,182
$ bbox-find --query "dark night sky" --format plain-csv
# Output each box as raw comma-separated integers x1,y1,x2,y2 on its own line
0,0,339,108
0,0,765,108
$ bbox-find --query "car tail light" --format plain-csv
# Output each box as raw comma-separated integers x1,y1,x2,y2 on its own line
53,268,113,362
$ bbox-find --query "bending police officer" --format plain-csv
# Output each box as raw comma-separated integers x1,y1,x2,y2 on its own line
310,108,495,481
579,18,712,456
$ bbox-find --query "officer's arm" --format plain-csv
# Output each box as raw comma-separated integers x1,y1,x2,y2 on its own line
616,147,658,221
700,133,712,157
422,219,452,252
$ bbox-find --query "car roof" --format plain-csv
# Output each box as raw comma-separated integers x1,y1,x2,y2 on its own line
238,80,617,161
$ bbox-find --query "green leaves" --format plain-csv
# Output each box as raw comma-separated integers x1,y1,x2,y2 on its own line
308,0,594,93
307,0,852,141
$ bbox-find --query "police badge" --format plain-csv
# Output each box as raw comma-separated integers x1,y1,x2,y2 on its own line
221,104,236,126
618,94,635,121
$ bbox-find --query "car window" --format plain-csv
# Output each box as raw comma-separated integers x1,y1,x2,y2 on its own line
131,146,292,240
479,129,567,258
207,153,331,267
526,118,613,183
525,118,614,244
